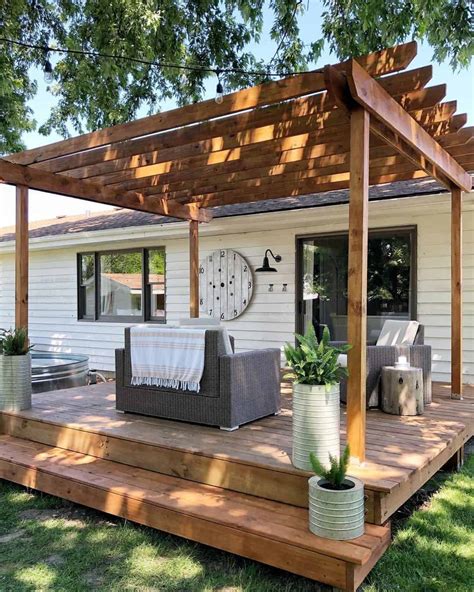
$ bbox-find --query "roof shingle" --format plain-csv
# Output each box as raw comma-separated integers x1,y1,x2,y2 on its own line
0,178,445,244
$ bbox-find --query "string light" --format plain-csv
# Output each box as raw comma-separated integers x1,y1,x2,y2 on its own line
0,36,323,80
43,54,54,83
215,71,224,103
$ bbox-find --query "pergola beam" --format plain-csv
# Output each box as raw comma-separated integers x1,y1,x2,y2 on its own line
369,119,453,188
80,90,452,187
127,138,472,202
347,59,472,192
44,93,451,182
100,120,471,196
29,67,434,178
0,158,211,223
64,100,461,193
6,42,417,168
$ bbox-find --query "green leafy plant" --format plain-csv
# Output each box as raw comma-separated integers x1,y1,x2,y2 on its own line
310,445,351,490
284,325,351,386
0,327,32,356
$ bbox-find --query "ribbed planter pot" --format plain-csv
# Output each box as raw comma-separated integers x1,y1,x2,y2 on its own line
0,353,32,411
308,475,365,540
292,383,340,471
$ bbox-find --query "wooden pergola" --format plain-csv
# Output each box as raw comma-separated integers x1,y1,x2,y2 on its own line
1,42,472,463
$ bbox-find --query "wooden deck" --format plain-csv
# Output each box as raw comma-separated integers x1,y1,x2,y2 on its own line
0,381,472,590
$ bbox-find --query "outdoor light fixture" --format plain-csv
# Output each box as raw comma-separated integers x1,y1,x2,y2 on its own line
215,80,224,104
215,70,224,104
256,249,282,272
43,57,54,83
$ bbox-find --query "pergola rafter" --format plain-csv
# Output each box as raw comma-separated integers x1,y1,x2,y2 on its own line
1,41,472,463
0,159,211,222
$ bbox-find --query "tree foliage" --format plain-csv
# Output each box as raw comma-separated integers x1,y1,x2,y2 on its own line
0,0,472,154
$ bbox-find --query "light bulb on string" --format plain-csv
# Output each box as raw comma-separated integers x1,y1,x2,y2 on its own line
44,57,54,83
215,81,224,104
215,69,224,104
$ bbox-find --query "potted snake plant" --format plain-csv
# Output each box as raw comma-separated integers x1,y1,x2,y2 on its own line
308,445,364,540
0,327,33,411
284,325,350,471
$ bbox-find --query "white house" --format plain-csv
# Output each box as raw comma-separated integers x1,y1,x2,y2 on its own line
0,179,473,384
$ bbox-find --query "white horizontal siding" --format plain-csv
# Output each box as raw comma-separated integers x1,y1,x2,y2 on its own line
0,193,473,384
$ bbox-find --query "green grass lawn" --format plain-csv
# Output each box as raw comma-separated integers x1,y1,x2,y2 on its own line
0,453,472,592
365,452,474,592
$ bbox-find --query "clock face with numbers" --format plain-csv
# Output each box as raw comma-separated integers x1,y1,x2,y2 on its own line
199,249,254,321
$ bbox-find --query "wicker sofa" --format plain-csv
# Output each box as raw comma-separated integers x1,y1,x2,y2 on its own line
333,323,432,408
115,327,281,430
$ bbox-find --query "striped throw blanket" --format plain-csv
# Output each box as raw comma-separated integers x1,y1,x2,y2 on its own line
130,326,206,393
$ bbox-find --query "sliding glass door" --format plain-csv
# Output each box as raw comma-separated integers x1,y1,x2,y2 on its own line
297,228,416,343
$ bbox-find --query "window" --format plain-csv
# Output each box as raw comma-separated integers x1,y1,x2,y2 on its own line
147,249,166,320
77,248,166,322
297,228,416,342
78,253,95,320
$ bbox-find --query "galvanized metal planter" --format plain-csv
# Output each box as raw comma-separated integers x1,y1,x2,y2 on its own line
292,383,340,471
308,475,365,540
0,353,32,411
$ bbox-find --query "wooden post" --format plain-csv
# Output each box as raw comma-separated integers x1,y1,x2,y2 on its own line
189,220,200,318
346,107,370,464
451,187,463,399
15,185,29,330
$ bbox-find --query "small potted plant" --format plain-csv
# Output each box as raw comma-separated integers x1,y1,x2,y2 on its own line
308,445,364,540
284,325,350,471
0,327,33,411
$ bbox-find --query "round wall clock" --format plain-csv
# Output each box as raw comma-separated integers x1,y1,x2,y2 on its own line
199,249,254,320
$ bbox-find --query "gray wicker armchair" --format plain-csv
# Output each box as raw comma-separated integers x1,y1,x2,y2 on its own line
115,327,281,430
332,325,432,408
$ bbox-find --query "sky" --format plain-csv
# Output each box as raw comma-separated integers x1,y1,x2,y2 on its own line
1,3,473,228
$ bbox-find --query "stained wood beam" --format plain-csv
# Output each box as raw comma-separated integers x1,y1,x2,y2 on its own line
127,138,472,201
347,59,472,191
65,99,458,191
7,42,417,167
158,140,472,207
0,159,211,223
8,73,326,167
99,119,472,196
369,119,453,188
146,139,472,205
15,185,29,330
451,187,463,399
346,107,370,464
186,163,470,209
189,220,200,318
33,66,433,177
85,90,450,186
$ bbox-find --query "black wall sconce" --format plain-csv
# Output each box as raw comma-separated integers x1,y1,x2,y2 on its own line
256,249,282,272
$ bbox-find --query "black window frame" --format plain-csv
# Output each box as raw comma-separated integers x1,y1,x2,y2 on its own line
77,247,166,323
295,226,417,336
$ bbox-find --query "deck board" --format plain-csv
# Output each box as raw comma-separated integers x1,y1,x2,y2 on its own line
0,381,472,522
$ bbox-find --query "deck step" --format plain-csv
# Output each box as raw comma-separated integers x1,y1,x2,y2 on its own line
0,435,390,591
0,401,387,521
0,403,318,510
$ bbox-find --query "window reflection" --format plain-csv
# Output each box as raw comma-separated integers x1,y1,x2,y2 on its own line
300,230,414,342
100,251,143,317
